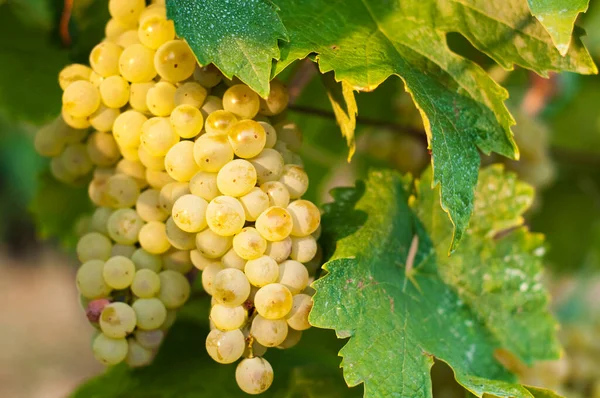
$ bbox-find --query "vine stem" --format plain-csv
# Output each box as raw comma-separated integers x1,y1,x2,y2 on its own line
60,0,73,47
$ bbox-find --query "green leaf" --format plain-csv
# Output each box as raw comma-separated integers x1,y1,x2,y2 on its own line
528,0,590,55
321,72,358,161
310,166,559,397
73,297,362,397
271,0,597,252
166,0,288,97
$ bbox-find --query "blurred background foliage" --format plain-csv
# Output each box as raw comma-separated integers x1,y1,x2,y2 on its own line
0,0,599,397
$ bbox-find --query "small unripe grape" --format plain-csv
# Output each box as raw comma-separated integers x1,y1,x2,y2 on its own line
165,217,196,250
93,334,128,365
158,270,191,309
204,110,237,136
250,315,288,347
165,141,199,182
290,235,318,263
103,174,140,208
139,145,166,171
119,44,157,83
260,181,290,208
210,304,247,331
239,187,270,222
222,84,260,119
196,228,232,258
206,329,245,364
259,79,289,116
201,262,225,294
250,148,284,185
62,80,100,118
189,171,220,201
245,255,279,287
113,110,147,149
90,42,123,77
141,117,179,156
287,200,321,237
170,105,204,138
172,194,208,232
254,283,293,319
264,237,292,263
154,40,196,82
109,0,145,25
138,15,175,49
278,260,309,294
89,105,120,133
216,159,257,197
286,294,313,330
212,268,251,307
174,82,207,108
131,269,161,298
131,248,163,273
206,196,246,236
279,165,309,199
77,232,112,262
132,298,167,330
146,81,176,117
193,134,234,172
159,182,190,213
99,75,130,108
59,64,92,90
227,120,266,158
233,227,267,260
139,221,171,254
255,206,293,242
77,260,112,299
193,64,222,88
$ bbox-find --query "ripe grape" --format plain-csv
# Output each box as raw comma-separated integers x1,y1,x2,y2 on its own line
279,165,309,199
100,302,137,338
77,260,112,299
260,181,290,208
255,206,293,242
103,256,136,289
210,304,247,331
112,244,136,258
206,196,246,236
141,117,179,156
138,15,175,49
278,328,302,349
89,105,120,132
216,159,257,197
277,260,309,294
205,329,245,364
77,232,113,262
250,315,288,347
264,237,292,263
165,217,196,250
59,64,92,90
222,84,260,119
212,268,251,307
287,200,321,237
108,0,145,25
93,333,128,365
136,189,168,222
245,256,279,287
131,248,163,272
233,227,267,260
249,149,284,184
189,171,220,201
86,131,121,166
99,75,130,108
201,262,225,295
170,104,204,139
205,110,237,136
131,269,161,298
165,141,199,182
174,82,208,108
163,250,193,273
113,110,147,148
157,270,191,309
254,283,293,319
235,357,274,395
90,42,123,78
159,182,190,213
146,81,176,117
139,221,171,254
194,64,222,88
119,44,157,83
193,134,234,173
132,298,167,330
134,329,164,350
285,294,313,331
129,82,155,113
172,194,208,232
154,40,196,82
290,235,317,263
107,208,144,245
259,79,289,116
228,120,267,158
126,339,154,367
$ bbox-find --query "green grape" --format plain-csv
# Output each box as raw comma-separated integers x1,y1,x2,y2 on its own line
125,339,154,367
77,232,113,262
138,15,175,49
90,207,113,235
34,120,65,157
139,221,171,254
233,227,267,260
62,106,91,129
279,165,308,199
250,315,288,347
165,141,199,182
105,18,133,40
278,328,302,349
76,260,112,299
59,64,92,90
227,120,267,159
50,157,77,184
216,159,257,197
109,0,145,25
249,149,284,185
113,110,147,149
206,196,246,236
138,145,165,171
255,206,293,242
275,122,303,152
200,95,224,119
212,268,251,307
254,283,293,319
62,80,101,118
146,169,176,190
161,309,177,330
139,3,166,24
89,105,120,133
162,250,193,273
100,302,137,338
131,269,161,298
141,117,179,156
195,228,232,258
193,64,222,88
260,181,290,208
136,189,168,222
245,255,279,287
170,105,204,139
131,248,163,272
190,249,215,271
235,357,274,394
285,294,312,331
134,329,164,350
98,76,129,109
146,81,176,117
116,159,147,189
93,333,128,365
193,134,234,173
132,298,167,330
119,44,157,83
172,194,208,233
201,262,225,294
222,247,246,270
129,82,154,113
59,145,93,179
259,122,277,149
154,40,196,82
103,256,136,289
189,171,220,201
222,84,260,119
165,217,196,250
89,42,123,77
54,117,87,144
111,244,137,258
277,260,309,294
115,30,141,48
204,110,238,136
158,270,191,309
174,82,207,108
159,182,190,213
259,79,289,116
210,304,247,331
264,237,292,263
107,208,144,244
287,200,320,237
85,132,119,167
206,329,245,364
290,235,317,263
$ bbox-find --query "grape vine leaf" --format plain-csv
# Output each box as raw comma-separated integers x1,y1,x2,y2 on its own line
72,298,362,397
321,72,358,161
528,0,590,55
166,0,288,98
310,165,560,397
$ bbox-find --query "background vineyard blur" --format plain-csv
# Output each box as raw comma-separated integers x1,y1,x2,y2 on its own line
0,0,599,397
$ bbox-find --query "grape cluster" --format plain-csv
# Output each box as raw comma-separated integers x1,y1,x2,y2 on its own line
34,0,322,393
